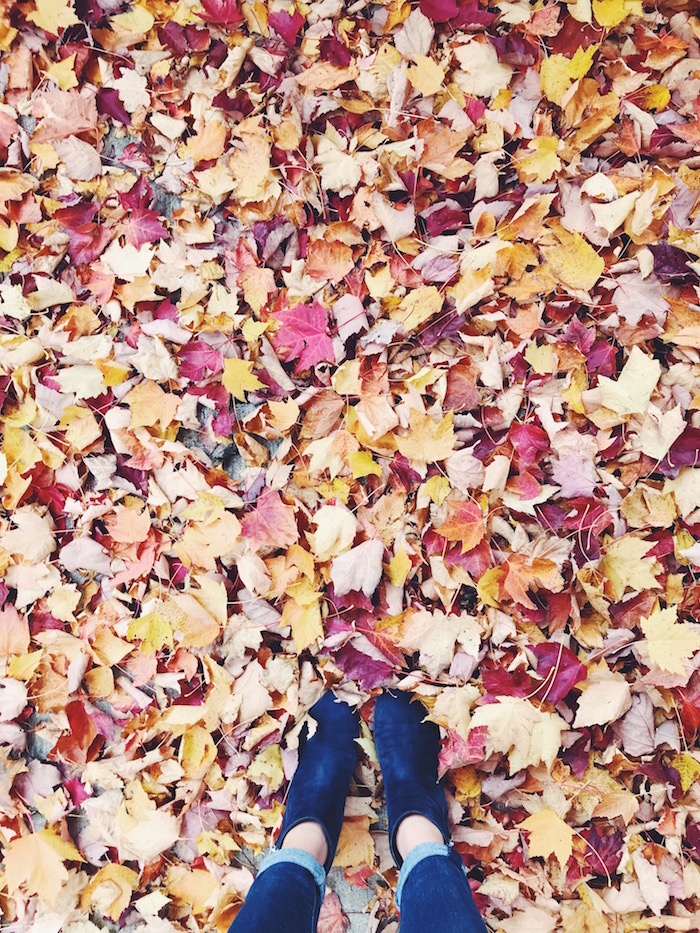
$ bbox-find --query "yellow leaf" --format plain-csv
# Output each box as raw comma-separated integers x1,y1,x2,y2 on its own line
27,0,79,35
520,808,574,867
390,285,443,333
672,753,700,793
562,368,587,413
59,406,102,452
593,0,642,27
452,766,481,802
181,725,217,779
5,829,84,907
267,400,299,434
333,815,375,868
467,697,567,773
166,865,219,915
423,475,450,505
524,342,557,375
110,2,155,36
222,358,264,401
406,55,446,97
477,566,504,608
242,318,269,343
349,451,382,478
81,864,138,921
124,380,179,429
396,409,455,463
247,744,284,791
282,598,324,652
46,54,78,90
600,535,662,601
0,219,18,252
635,84,671,111
127,612,173,654
388,549,412,587
540,45,598,105
542,232,604,291
8,649,44,680
182,492,226,525
640,604,700,675
598,346,661,416
517,137,561,183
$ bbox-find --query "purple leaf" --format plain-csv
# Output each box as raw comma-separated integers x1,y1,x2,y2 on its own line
268,9,305,45
530,643,587,705
178,340,225,381
97,87,131,126
651,242,696,281
331,643,393,690
125,208,169,249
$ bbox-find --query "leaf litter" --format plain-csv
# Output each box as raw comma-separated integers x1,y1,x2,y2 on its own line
2,0,700,931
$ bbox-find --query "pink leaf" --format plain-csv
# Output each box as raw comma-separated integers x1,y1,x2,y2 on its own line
241,488,299,552
177,341,224,380
317,890,349,933
198,0,243,24
125,208,169,249
272,301,335,374
530,643,587,705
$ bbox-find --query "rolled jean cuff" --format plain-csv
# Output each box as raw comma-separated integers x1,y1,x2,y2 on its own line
396,842,450,909
258,848,326,899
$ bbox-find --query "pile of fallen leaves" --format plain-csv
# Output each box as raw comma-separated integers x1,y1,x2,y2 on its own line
2,0,700,930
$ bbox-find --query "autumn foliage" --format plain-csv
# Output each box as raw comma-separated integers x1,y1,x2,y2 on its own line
2,0,700,931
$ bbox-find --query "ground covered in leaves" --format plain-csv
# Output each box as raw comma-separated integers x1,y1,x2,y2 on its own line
3,0,700,930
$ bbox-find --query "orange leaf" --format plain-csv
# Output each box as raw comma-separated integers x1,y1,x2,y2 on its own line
436,498,485,553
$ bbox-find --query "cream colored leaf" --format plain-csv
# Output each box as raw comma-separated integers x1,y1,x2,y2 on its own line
640,605,700,675
573,665,632,727
598,346,661,416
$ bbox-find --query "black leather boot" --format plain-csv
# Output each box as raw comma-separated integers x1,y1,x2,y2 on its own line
374,689,451,866
276,692,359,872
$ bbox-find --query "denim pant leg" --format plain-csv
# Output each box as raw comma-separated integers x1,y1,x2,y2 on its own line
228,849,325,933
396,843,488,933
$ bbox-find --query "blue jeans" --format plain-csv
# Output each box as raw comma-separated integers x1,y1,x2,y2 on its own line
229,843,487,933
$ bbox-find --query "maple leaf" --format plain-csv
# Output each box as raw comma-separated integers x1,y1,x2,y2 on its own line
640,605,700,675
198,0,243,23
222,358,264,401
272,301,335,374
241,488,298,552
435,498,485,553
466,697,568,773
27,0,79,36
395,409,456,463
599,535,662,601
4,829,84,906
520,808,574,867
124,208,168,249
333,816,374,868
399,609,480,678
498,553,565,610
317,890,350,933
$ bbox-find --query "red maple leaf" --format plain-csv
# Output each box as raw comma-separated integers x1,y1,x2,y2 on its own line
272,301,335,374
125,209,169,249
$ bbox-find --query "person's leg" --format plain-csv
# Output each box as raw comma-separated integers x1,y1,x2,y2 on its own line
229,692,359,933
395,844,487,933
374,690,487,933
228,850,324,933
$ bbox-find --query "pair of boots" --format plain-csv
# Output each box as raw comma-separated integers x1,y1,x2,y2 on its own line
276,690,450,872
